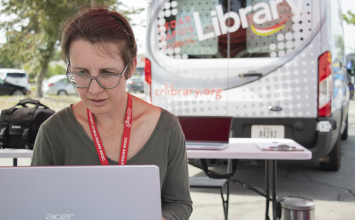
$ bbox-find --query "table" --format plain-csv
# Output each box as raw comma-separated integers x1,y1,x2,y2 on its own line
0,149,33,166
186,138,312,220
1,139,312,219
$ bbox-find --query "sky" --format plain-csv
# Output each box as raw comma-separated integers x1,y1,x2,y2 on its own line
1,0,355,55
341,0,355,54
120,0,151,55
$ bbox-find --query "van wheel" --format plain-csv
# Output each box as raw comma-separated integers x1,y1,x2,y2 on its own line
341,115,348,140
13,90,23,96
320,135,341,171
57,90,68,96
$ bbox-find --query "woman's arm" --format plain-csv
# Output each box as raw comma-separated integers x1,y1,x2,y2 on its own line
161,116,193,220
31,126,54,166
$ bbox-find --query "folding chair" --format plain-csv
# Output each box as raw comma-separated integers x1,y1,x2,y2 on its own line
189,176,229,220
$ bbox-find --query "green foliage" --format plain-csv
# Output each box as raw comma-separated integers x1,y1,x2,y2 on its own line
46,64,66,79
0,0,144,96
343,10,355,25
52,47,63,61
0,47,19,68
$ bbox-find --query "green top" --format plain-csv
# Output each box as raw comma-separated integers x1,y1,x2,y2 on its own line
31,106,192,220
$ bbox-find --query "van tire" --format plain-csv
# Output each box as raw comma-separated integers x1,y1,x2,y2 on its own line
320,135,341,171
341,115,348,140
13,90,23,96
57,90,68,96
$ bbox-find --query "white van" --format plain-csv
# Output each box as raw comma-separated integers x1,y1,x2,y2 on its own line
144,0,349,171
0,68,31,90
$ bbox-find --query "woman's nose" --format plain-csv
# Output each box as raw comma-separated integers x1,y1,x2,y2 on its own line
88,78,104,94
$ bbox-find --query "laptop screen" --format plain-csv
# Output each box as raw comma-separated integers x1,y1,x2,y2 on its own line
178,117,232,143
0,166,162,220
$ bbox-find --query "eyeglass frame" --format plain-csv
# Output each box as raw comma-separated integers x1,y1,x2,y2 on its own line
66,63,128,89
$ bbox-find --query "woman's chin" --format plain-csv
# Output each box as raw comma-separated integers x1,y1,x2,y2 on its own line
86,101,111,115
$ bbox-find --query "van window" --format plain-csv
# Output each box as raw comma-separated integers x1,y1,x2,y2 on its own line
7,73,26,78
230,0,298,58
156,0,227,59
153,0,312,59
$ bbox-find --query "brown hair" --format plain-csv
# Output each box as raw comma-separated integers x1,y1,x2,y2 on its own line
61,6,137,79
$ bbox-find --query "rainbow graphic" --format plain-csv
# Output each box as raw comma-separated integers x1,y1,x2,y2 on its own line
251,19,288,36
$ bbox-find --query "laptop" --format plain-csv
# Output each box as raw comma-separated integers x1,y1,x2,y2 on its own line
0,165,162,220
178,116,233,150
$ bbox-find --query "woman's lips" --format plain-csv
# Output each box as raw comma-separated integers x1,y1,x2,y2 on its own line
90,99,106,107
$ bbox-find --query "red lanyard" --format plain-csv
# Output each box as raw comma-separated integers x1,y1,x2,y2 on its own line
87,94,133,165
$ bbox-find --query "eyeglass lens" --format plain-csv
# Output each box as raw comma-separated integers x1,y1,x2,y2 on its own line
67,72,121,89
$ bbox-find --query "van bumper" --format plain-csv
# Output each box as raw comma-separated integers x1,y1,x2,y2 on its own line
308,131,333,160
231,117,337,160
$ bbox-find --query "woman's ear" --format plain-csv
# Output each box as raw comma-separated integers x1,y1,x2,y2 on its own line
128,57,138,79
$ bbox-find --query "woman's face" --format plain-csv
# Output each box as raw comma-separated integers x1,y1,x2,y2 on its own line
69,39,133,115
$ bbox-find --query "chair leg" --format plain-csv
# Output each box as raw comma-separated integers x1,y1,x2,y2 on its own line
220,181,229,220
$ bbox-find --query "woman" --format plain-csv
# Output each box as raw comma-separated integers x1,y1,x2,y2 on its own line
31,6,192,220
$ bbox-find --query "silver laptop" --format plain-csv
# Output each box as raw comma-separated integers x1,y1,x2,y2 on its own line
0,165,162,220
178,116,233,150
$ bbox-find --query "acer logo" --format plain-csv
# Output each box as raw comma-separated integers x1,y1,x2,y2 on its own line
45,214,75,220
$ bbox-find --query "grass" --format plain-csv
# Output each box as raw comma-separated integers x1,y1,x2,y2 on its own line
0,92,145,112
0,94,81,112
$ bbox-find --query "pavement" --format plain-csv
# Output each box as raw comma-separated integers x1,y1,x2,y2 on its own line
188,99,355,220
188,164,355,220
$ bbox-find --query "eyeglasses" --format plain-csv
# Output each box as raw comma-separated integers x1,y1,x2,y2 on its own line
66,64,128,89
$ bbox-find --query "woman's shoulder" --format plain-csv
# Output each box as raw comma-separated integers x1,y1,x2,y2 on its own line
40,105,75,130
132,96,160,121
132,96,178,126
132,96,182,139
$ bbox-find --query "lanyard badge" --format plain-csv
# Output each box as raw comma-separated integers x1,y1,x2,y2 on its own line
87,94,133,165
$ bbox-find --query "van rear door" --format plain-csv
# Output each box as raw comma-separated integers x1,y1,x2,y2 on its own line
224,0,317,118
147,0,318,118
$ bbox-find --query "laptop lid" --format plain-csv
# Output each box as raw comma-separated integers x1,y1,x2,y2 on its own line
178,116,233,144
0,165,161,220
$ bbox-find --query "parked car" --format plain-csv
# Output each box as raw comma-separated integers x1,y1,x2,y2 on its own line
43,75,77,96
42,75,67,94
0,68,30,90
0,79,30,96
126,77,144,93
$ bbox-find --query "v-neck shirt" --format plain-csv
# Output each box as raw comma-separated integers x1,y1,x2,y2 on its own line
31,106,192,220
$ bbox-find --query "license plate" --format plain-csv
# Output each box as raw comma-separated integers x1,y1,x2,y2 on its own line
251,125,285,138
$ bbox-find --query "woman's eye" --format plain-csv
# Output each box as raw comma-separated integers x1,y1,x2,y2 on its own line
101,73,113,78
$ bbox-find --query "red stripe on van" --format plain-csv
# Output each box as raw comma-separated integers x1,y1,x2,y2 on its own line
144,58,152,102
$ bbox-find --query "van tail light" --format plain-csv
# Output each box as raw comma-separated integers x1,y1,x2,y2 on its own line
318,51,332,117
144,58,152,102
48,83,54,87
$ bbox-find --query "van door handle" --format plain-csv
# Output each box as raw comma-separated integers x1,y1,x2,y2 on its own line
239,73,262,78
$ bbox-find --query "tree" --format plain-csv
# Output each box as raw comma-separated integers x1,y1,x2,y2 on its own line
0,1,143,97
343,10,355,25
